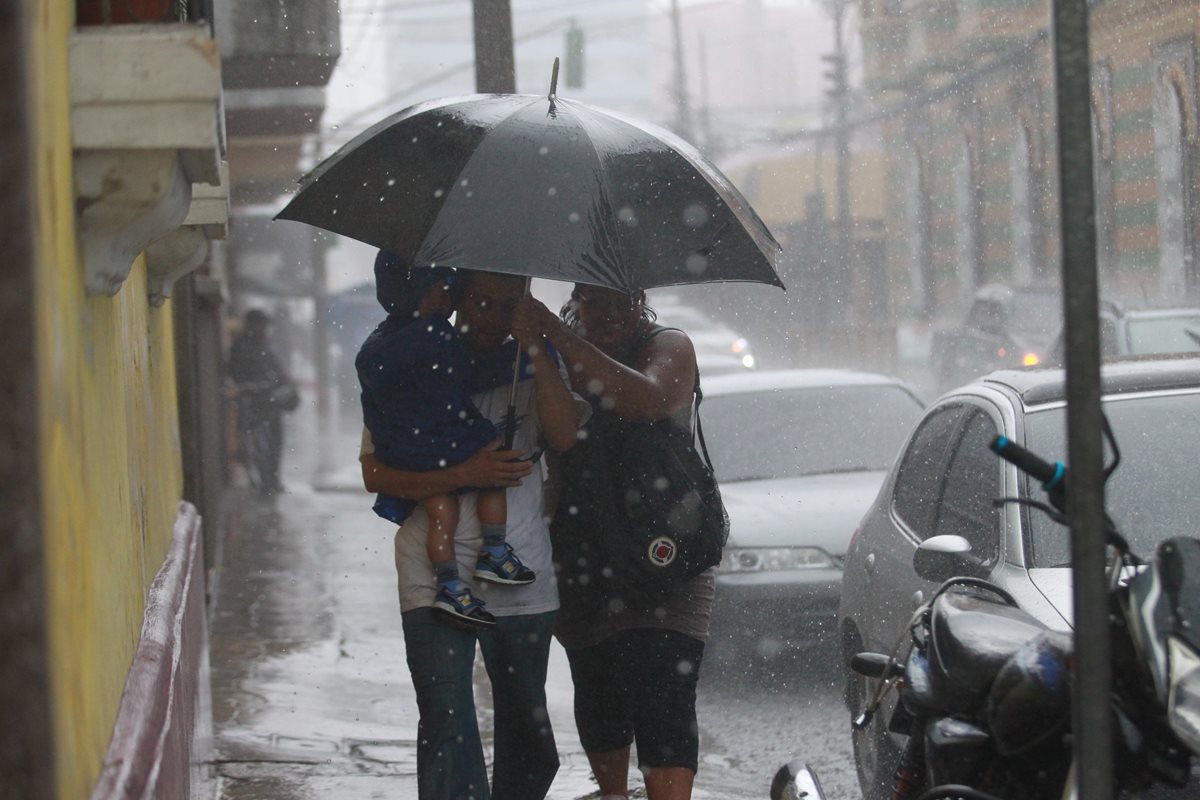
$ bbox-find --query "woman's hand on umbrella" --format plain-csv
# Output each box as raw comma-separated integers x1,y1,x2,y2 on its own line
455,440,533,488
513,295,559,345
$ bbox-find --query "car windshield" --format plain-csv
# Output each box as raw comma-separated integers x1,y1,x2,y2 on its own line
1023,391,1200,567
701,384,923,482
1125,314,1200,355
1009,289,1062,343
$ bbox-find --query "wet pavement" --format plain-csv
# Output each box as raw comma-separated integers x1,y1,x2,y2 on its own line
209,416,859,799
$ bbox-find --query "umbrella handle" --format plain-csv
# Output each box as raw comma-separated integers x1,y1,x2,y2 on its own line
549,57,559,101
503,404,519,452
504,277,533,451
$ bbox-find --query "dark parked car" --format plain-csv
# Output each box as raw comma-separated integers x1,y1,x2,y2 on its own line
700,369,924,665
838,355,1200,799
932,283,1061,392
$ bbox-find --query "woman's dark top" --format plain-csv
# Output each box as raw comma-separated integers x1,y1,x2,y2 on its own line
551,324,715,651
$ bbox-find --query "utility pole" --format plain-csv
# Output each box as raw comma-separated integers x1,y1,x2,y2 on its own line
669,0,693,141
565,18,585,89
820,0,853,358
821,0,851,247
473,0,516,93
1052,0,1111,795
698,32,713,150
311,133,333,482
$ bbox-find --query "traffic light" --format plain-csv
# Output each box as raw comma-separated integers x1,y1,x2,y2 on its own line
821,52,847,99
565,20,585,89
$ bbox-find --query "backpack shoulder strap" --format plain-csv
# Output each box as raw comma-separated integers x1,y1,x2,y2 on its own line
632,325,716,471
692,369,716,472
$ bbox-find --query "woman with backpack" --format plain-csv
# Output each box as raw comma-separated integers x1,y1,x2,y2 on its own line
514,285,713,800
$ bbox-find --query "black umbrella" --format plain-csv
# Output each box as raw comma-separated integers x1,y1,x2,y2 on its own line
276,69,784,294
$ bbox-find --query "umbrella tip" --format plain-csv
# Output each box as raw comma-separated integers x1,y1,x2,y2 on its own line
549,57,560,100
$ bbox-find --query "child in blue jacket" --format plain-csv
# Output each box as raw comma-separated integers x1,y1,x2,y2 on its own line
357,252,534,628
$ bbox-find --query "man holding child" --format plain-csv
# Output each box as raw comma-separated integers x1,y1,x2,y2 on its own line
359,254,580,800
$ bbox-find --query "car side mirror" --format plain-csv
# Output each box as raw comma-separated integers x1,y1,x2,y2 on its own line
770,760,827,800
913,535,976,583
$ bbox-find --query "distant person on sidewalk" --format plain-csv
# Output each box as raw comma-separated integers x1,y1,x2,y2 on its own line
228,308,298,495
360,267,582,800
356,253,537,630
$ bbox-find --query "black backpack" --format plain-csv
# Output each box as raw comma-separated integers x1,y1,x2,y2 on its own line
551,342,729,609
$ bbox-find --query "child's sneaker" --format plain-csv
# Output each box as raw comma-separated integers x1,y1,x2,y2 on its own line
432,583,496,629
474,543,536,585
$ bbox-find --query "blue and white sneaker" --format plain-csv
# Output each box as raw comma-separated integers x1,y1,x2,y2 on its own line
432,583,496,629
474,543,536,585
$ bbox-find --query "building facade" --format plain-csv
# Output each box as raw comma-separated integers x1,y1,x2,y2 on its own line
859,0,1200,321
2,2,337,799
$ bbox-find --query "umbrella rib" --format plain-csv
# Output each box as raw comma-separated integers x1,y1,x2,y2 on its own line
571,101,782,270
415,96,551,269
558,102,634,294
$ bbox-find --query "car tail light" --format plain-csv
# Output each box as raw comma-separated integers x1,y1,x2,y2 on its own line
997,347,1008,358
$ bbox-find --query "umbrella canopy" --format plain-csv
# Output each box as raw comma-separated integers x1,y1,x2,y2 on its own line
276,93,784,294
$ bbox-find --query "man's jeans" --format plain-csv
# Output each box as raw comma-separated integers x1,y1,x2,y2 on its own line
401,608,559,800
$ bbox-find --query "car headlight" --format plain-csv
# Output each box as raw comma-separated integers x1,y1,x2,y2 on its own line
719,547,835,573
1168,635,1200,754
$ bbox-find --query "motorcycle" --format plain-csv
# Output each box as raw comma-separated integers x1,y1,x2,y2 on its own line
771,428,1200,800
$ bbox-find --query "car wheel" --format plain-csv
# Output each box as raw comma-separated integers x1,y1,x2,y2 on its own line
845,632,901,800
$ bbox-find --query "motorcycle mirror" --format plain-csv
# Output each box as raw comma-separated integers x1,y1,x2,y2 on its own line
913,534,976,583
769,760,827,800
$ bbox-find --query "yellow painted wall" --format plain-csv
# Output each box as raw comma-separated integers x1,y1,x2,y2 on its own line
30,3,185,798
724,149,887,229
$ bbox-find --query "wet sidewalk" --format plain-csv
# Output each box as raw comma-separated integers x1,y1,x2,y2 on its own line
207,431,602,799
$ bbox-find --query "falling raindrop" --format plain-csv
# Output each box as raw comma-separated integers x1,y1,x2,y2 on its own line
686,253,709,274
434,188,444,198
568,211,581,223
682,203,709,228
539,145,550,156
547,187,558,196
618,207,638,226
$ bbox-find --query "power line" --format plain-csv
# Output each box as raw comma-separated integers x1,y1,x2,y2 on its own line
339,0,650,19
323,16,653,144
328,16,572,133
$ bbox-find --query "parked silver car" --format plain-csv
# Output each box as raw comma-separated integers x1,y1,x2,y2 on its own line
700,369,924,664
838,355,1200,799
1048,302,1200,363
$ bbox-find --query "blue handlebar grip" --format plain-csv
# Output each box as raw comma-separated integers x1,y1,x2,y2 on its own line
1042,462,1065,492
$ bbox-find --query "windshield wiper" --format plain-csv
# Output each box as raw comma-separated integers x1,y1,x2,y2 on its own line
801,466,878,476
727,466,880,482
727,474,780,482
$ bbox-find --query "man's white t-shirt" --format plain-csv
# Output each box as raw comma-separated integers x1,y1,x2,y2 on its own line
361,362,576,617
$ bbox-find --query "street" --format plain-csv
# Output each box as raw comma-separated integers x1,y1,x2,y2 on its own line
210,420,859,799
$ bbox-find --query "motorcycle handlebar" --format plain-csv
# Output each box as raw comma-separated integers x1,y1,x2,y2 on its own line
990,435,1066,491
